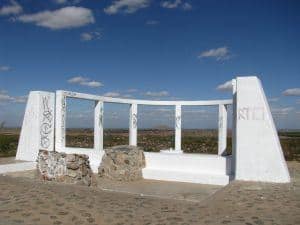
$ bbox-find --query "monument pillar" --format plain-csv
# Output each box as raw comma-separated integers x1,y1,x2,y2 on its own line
16,91,55,161
129,103,138,146
233,76,290,183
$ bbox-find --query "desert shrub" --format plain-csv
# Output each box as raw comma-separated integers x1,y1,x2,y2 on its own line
0,134,18,157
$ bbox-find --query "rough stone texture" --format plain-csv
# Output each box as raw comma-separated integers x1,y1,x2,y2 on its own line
98,145,145,181
37,150,93,186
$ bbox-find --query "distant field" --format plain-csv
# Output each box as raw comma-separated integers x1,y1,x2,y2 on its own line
0,129,299,161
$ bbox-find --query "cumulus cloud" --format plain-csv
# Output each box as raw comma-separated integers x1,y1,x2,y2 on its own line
271,107,294,116
104,0,150,15
198,46,231,61
0,66,12,71
126,88,138,93
53,0,83,4
18,7,95,30
144,91,169,97
282,88,300,96
161,0,181,9
216,80,233,92
103,92,121,97
0,90,27,104
80,31,101,41
0,0,22,16
268,97,279,103
182,2,192,10
67,76,103,88
161,0,192,10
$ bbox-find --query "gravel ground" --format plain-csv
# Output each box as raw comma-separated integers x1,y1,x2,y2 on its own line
0,161,299,225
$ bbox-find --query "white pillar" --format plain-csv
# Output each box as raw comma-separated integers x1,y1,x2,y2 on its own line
175,104,182,151
234,76,290,183
94,101,103,151
218,104,227,155
16,91,55,161
129,103,138,146
55,91,66,152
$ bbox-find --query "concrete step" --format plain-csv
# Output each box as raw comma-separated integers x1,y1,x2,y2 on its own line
143,168,231,186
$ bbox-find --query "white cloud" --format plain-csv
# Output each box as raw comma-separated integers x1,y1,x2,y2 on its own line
146,20,159,25
0,66,11,71
144,91,169,97
13,95,27,103
161,0,181,9
216,80,232,92
297,100,300,104
182,2,192,10
0,91,27,104
271,107,294,116
104,0,150,15
268,97,279,102
198,46,231,61
80,31,101,41
282,88,300,96
67,76,103,88
18,7,95,30
53,0,82,4
0,0,22,16
161,0,192,10
126,88,138,93
103,92,121,97
122,94,132,98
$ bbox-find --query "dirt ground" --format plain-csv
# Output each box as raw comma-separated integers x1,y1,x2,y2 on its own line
0,162,299,225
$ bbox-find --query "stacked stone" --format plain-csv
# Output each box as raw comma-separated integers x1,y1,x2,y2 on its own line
98,145,146,181
37,150,93,186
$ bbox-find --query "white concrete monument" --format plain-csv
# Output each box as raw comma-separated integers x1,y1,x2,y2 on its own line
14,76,290,185
16,91,55,161
232,76,290,183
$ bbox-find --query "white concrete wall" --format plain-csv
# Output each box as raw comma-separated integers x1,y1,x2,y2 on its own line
233,76,290,183
143,152,231,185
16,91,55,161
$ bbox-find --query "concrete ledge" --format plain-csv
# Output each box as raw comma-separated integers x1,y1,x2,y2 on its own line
144,152,232,175
0,162,36,174
142,168,230,185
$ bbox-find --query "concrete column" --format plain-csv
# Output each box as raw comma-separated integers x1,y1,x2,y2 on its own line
234,76,290,183
175,104,182,151
218,104,227,155
129,103,138,146
94,101,103,151
55,91,66,152
16,91,55,161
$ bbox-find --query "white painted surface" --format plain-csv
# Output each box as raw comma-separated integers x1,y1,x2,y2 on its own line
94,101,104,151
175,104,182,151
16,91,55,161
0,162,36,174
129,104,137,146
234,76,290,183
60,90,232,106
55,91,66,152
143,152,231,185
218,104,227,155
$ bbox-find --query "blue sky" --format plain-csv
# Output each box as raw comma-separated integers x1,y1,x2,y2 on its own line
0,0,299,129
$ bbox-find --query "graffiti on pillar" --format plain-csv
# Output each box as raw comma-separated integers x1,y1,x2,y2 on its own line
40,95,53,149
132,113,137,129
175,115,181,129
99,103,103,127
61,96,66,145
238,107,265,121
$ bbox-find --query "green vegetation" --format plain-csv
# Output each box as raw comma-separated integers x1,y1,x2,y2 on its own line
1,130,299,161
0,134,18,157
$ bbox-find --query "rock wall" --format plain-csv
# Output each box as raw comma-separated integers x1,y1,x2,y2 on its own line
37,150,93,186
98,145,145,181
